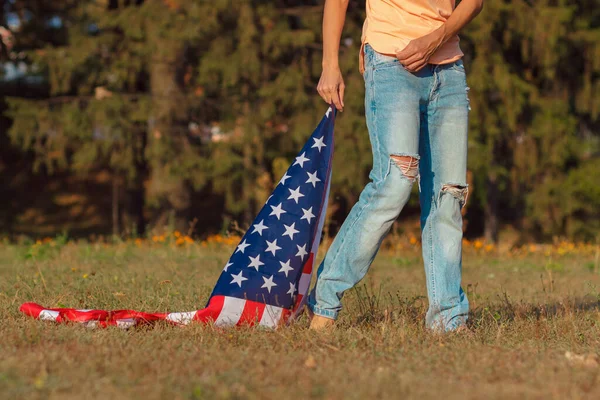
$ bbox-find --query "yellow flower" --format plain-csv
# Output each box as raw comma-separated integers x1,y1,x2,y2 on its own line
174,231,182,238
82,274,89,279
474,240,483,250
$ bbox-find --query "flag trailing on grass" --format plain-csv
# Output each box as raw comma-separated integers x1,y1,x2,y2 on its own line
20,107,336,329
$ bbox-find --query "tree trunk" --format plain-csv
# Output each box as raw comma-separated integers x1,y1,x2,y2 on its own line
112,174,120,236
147,21,190,231
484,170,499,244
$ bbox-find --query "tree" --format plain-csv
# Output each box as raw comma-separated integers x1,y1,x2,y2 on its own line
464,0,599,242
6,0,221,234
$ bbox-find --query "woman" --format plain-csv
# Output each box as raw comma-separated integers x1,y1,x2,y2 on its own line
308,0,484,332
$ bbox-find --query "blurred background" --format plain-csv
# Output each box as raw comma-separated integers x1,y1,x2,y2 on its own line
0,0,598,245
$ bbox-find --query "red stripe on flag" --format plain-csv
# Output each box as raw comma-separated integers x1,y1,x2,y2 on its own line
20,303,44,319
237,300,266,326
303,253,314,274
280,308,292,325
194,295,225,323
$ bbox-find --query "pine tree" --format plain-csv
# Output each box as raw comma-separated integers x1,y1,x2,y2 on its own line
6,0,222,234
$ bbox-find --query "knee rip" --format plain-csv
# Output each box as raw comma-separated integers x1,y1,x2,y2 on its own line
440,183,469,208
390,155,419,182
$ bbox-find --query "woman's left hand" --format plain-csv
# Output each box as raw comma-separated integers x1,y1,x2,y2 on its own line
395,30,444,72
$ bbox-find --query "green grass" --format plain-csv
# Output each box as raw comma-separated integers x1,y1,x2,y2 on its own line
1,241,599,399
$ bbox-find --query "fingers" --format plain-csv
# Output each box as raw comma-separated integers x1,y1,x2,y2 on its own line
395,45,411,61
396,50,421,68
317,82,344,111
330,88,343,111
317,82,331,104
396,43,430,72
404,60,427,72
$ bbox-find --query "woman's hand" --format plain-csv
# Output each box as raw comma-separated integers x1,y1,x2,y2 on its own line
395,30,444,72
317,65,345,112
395,0,485,72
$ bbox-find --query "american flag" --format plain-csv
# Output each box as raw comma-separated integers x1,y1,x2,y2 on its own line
20,106,336,329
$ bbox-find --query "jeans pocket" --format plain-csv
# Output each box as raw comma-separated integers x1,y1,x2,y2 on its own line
368,46,400,70
448,59,465,72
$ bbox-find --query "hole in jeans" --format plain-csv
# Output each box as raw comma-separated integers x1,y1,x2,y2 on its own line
440,183,469,208
391,155,419,183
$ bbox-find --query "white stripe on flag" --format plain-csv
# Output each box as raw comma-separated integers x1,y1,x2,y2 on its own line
166,311,197,325
83,321,98,329
116,319,135,329
214,296,246,326
298,273,312,298
259,305,283,327
310,167,331,256
39,309,59,321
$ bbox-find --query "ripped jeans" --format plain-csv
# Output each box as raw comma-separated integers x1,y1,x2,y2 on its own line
307,44,470,331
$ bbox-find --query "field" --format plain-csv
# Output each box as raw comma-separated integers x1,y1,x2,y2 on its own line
1,236,599,400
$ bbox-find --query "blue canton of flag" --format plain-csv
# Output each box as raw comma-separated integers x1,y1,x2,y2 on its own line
205,106,336,325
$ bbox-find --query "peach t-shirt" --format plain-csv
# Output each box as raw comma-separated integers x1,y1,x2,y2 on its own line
359,0,464,73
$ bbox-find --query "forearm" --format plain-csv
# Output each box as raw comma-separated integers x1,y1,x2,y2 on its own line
434,0,484,45
322,0,349,68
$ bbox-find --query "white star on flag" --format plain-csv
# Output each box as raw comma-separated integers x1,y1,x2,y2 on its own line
282,223,299,240
312,136,326,152
293,152,310,168
252,220,268,236
278,259,294,277
296,244,308,261
287,282,296,298
265,239,282,256
301,207,315,223
306,171,321,187
287,187,304,204
261,275,277,293
235,239,250,254
326,106,332,117
279,173,291,185
248,255,265,271
230,270,248,287
223,261,233,272
269,203,286,220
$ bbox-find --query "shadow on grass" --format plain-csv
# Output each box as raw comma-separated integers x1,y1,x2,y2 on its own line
346,284,600,330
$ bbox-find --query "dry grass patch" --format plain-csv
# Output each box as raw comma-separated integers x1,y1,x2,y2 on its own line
0,241,599,399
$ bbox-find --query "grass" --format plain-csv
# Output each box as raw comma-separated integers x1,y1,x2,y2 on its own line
1,239,599,399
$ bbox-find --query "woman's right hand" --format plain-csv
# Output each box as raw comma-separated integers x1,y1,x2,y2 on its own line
317,66,345,112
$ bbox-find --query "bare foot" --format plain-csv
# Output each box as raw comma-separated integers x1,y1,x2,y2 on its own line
305,307,335,330
309,315,335,330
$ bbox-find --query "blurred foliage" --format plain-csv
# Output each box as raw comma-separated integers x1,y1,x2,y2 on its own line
0,0,598,241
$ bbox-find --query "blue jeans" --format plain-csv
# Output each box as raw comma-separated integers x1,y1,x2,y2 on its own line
308,44,470,331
